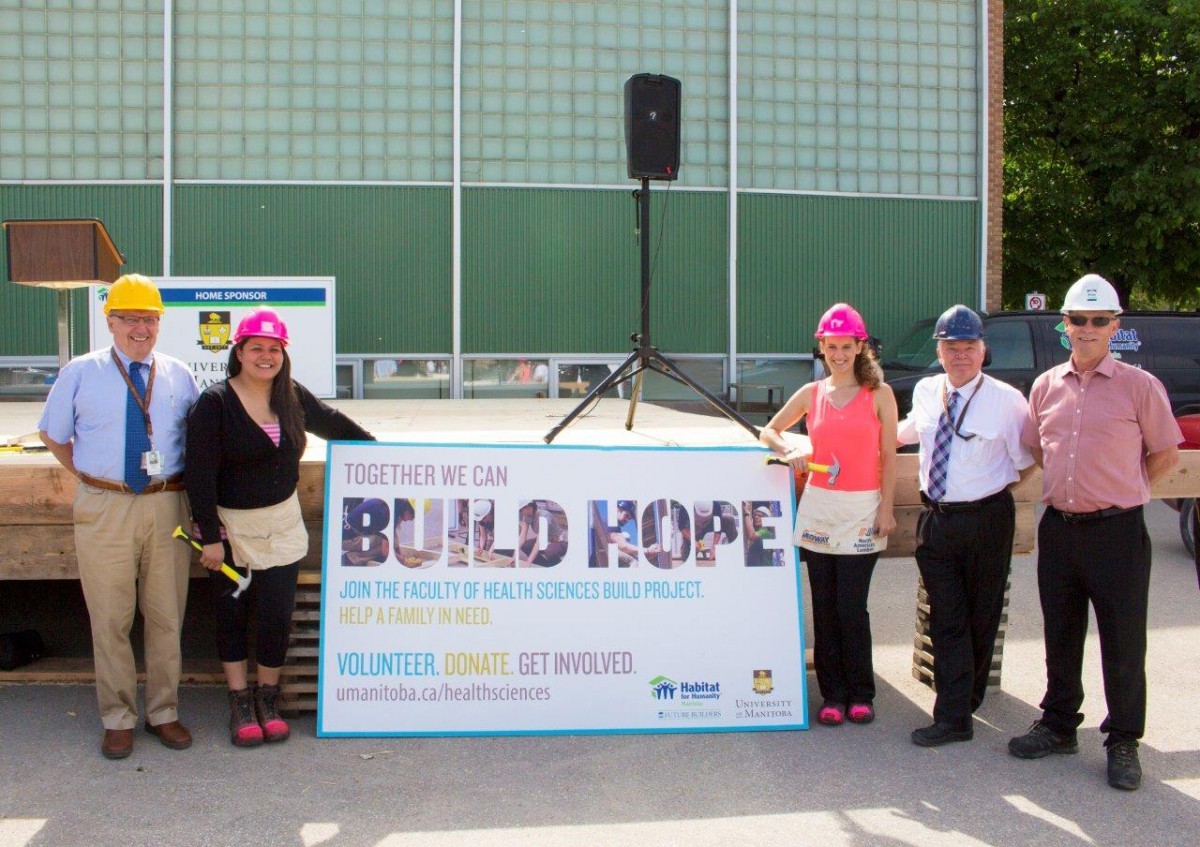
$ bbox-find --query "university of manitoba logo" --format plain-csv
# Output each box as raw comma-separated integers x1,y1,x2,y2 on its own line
753,669,773,695
648,675,678,700
198,311,232,352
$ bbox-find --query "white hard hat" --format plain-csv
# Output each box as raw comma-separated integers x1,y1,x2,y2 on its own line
472,501,492,520
695,501,713,517
1061,274,1123,314
754,506,771,517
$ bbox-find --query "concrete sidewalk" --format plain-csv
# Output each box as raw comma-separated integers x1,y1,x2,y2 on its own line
2,501,1197,847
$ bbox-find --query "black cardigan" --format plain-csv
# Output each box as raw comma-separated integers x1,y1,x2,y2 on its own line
185,380,374,544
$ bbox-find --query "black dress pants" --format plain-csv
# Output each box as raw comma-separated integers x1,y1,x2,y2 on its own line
1036,507,1150,744
805,551,879,705
915,490,1015,729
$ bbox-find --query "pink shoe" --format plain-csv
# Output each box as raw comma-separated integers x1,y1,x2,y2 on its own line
817,701,845,726
847,702,875,724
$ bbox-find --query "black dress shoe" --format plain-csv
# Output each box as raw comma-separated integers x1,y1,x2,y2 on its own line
1107,740,1142,791
911,722,973,747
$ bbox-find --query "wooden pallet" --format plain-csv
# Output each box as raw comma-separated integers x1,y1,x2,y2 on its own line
911,575,1009,690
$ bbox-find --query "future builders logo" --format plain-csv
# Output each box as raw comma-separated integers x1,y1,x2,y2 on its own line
649,675,721,702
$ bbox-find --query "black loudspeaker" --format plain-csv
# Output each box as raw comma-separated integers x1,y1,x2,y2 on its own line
624,74,681,180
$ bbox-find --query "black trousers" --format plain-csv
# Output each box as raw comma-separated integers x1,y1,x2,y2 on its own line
915,490,1015,729
1036,507,1150,744
805,551,879,705
208,540,299,668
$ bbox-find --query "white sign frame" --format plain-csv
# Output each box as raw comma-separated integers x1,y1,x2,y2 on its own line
318,442,808,737
89,276,337,397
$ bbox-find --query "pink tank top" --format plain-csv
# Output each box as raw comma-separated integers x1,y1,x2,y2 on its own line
806,380,881,492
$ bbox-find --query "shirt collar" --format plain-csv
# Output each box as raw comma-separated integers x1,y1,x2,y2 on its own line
1068,352,1115,379
111,346,154,369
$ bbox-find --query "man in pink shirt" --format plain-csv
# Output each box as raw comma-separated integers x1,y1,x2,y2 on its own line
1010,274,1182,791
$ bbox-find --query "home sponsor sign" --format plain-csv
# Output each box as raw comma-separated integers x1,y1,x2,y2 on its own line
319,441,807,736
89,277,336,397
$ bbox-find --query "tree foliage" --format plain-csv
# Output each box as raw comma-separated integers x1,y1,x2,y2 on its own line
1004,0,1200,309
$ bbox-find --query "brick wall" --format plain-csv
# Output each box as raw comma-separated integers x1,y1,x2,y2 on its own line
986,0,1004,312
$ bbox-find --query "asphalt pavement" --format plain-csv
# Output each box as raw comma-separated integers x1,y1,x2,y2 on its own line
2,500,1197,847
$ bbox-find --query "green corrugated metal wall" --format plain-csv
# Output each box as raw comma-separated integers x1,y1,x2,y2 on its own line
0,185,162,355
2,185,977,359
737,194,979,353
173,186,452,353
462,187,727,354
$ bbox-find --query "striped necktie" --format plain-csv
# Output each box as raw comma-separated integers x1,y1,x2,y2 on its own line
124,361,151,493
926,389,958,502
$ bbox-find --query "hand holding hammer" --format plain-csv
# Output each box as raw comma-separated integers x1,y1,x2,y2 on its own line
172,525,252,598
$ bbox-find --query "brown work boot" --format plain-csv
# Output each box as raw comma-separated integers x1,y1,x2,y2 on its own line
255,683,290,743
101,728,133,759
144,719,192,750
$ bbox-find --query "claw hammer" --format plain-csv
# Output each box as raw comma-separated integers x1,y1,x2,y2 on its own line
766,453,842,486
172,525,252,598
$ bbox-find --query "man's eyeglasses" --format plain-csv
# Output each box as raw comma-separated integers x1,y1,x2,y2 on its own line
1066,315,1114,328
113,316,161,327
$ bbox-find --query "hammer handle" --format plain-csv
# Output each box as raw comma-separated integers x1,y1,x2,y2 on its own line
172,525,242,587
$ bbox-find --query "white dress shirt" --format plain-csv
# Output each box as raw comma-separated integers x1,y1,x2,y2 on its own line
897,372,1034,502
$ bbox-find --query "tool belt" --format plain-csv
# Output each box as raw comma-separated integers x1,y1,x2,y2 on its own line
1049,504,1142,525
78,472,185,495
920,488,1010,514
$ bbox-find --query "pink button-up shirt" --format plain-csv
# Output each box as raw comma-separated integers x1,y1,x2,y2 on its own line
1023,354,1181,512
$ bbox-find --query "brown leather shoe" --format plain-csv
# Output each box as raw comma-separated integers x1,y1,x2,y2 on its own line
101,728,134,759
144,720,192,750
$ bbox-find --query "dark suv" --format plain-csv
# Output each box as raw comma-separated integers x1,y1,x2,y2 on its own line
883,310,1200,419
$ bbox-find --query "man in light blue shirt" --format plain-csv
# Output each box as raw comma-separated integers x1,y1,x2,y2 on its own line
39,274,199,760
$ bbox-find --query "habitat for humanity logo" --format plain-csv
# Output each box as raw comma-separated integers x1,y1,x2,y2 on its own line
649,675,678,700
649,674,721,703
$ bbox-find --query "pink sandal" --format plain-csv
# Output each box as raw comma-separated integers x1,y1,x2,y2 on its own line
817,701,845,726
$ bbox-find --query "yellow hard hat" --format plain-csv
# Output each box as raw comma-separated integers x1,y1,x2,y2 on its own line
103,274,164,314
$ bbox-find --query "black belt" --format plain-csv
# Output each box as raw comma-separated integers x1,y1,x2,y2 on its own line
1049,504,1142,525
920,488,1010,514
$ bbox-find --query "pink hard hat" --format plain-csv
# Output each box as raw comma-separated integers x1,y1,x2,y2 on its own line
233,308,289,346
814,303,868,340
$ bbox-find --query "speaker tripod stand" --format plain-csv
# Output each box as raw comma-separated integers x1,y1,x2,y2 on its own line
544,178,760,444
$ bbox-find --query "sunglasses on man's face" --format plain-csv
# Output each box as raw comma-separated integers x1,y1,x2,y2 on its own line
1066,315,1114,328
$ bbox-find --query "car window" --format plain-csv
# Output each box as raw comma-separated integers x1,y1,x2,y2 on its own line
1036,314,1154,368
983,320,1034,370
1144,317,1200,370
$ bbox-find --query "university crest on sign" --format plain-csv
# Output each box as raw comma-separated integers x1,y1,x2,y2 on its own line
198,311,231,352
753,669,773,695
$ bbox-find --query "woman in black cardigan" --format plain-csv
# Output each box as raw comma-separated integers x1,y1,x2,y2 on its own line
185,308,374,747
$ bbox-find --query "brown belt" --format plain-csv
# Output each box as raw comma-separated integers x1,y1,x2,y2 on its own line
78,472,185,495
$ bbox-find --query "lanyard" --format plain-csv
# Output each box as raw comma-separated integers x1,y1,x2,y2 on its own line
941,373,983,441
112,350,157,441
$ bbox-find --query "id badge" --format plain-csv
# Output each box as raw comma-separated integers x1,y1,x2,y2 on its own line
142,450,164,476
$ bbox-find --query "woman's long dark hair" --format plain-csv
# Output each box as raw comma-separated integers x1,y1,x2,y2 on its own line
853,345,884,391
227,341,307,450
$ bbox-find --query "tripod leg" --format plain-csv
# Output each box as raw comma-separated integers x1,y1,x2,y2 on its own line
543,350,643,443
645,349,761,439
624,369,646,431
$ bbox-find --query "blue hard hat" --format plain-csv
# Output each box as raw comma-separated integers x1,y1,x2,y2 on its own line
617,500,636,515
932,305,985,341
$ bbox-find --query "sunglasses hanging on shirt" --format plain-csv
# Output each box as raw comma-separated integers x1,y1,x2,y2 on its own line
942,374,984,441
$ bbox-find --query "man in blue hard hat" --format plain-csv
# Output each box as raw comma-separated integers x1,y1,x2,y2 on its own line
898,304,1035,746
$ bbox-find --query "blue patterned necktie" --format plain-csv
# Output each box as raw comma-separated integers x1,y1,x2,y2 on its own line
124,361,151,493
926,388,958,502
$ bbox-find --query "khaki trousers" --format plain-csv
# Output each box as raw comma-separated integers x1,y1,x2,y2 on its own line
73,484,191,730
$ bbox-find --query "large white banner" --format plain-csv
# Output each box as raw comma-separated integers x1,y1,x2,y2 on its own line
89,277,336,397
319,442,807,736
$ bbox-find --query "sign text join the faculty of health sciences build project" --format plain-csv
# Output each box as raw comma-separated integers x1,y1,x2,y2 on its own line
319,442,808,736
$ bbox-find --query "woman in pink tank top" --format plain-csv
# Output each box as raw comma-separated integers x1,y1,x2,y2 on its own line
760,303,897,728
